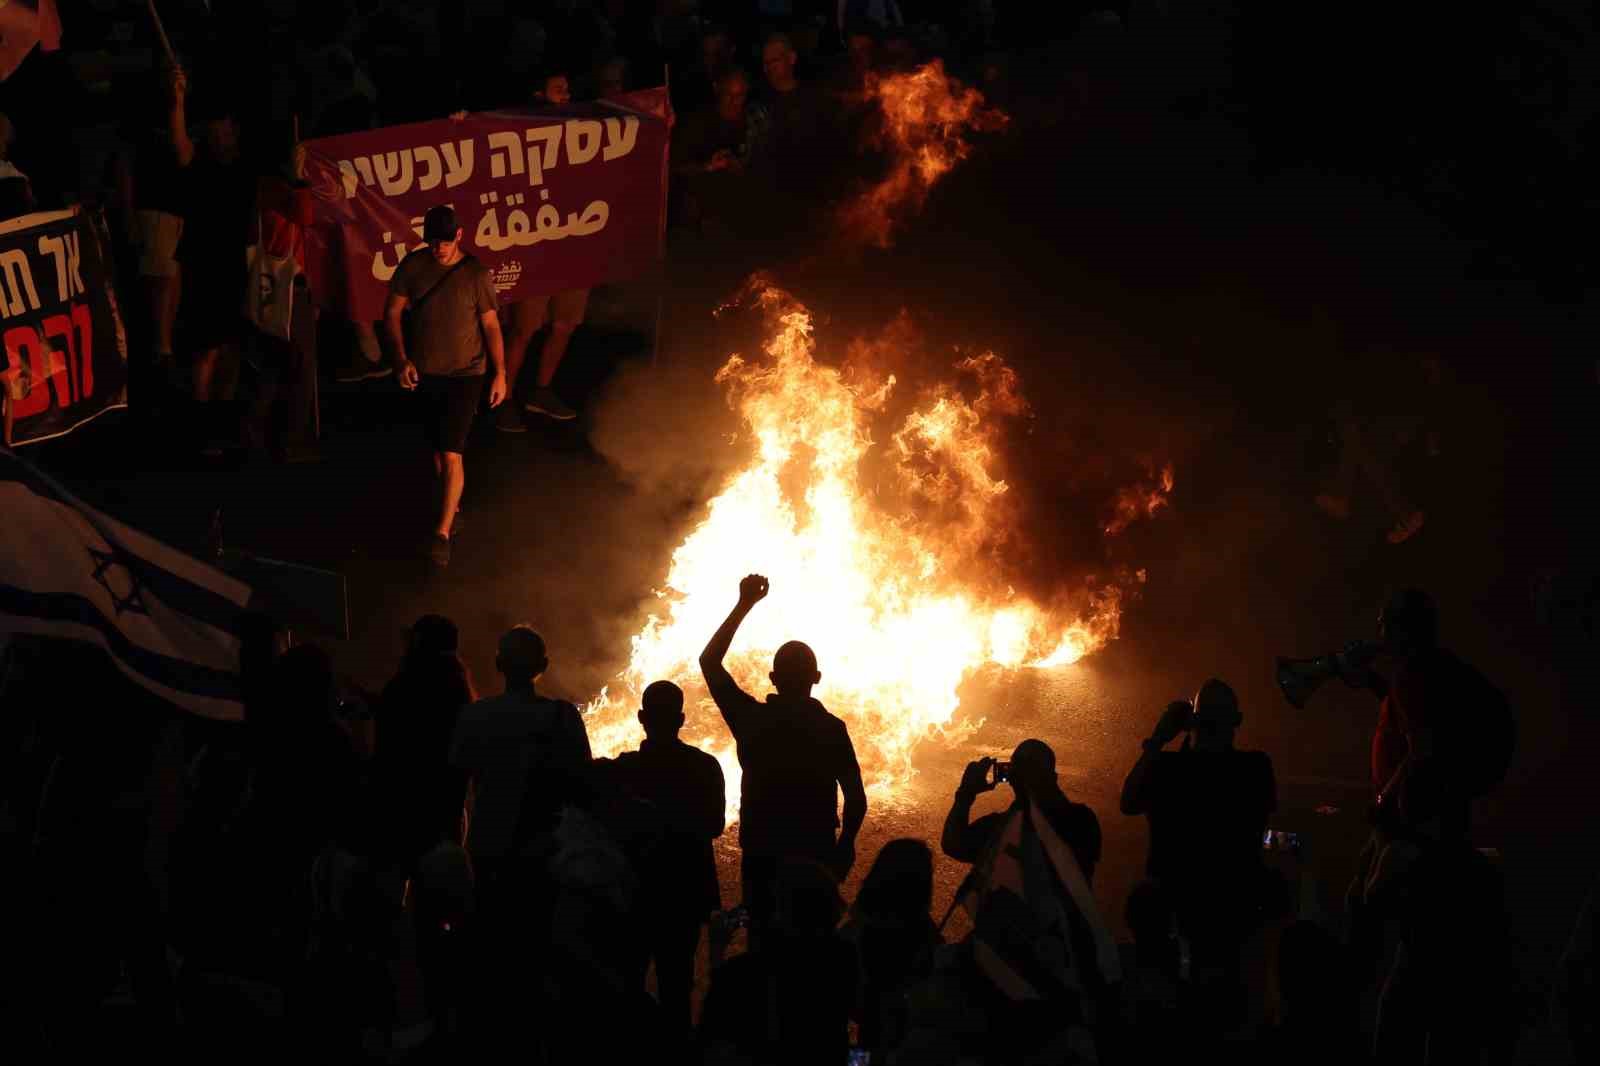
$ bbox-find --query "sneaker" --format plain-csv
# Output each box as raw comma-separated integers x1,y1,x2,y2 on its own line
336,359,393,383
525,386,577,421
494,403,527,433
428,533,451,568
1387,510,1425,544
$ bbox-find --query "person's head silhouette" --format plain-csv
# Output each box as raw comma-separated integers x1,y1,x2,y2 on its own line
1189,677,1242,751
769,640,820,699
1009,738,1059,802
854,838,934,922
406,613,459,661
1379,588,1437,655
497,625,548,687
638,679,685,740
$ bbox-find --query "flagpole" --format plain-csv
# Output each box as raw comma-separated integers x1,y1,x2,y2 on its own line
146,0,179,68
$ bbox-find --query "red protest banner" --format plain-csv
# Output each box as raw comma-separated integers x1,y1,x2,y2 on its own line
302,88,672,323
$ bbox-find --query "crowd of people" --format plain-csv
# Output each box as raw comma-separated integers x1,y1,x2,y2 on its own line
0,3,1551,1062
0,3,1027,554
4,574,1524,1063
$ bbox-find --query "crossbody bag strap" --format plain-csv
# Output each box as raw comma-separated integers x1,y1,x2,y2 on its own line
410,257,468,312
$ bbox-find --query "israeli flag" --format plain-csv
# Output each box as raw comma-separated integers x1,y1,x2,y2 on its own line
0,448,252,719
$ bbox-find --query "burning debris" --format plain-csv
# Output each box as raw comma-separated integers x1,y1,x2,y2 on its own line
586,285,1170,819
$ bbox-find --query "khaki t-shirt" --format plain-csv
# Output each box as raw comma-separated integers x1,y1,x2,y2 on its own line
390,250,496,377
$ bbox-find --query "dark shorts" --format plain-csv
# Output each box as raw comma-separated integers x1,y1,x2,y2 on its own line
419,373,484,454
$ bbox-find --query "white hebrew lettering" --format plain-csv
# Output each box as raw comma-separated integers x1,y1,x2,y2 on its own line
413,146,443,191
565,120,603,166
602,116,639,161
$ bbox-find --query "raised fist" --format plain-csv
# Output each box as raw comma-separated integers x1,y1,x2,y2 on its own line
738,574,769,607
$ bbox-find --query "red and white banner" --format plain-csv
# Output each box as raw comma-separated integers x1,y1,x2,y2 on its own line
302,88,672,323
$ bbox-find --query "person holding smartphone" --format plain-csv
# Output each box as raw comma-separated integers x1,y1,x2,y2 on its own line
939,739,1115,1062
941,740,1102,884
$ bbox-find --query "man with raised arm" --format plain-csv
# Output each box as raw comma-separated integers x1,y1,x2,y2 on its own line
700,574,867,935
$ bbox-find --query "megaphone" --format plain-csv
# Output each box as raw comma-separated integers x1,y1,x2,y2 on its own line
1274,655,1342,709
1275,641,1381,708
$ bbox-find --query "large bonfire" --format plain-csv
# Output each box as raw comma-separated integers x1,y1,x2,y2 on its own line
585,284,1164,818
584,63,1168,819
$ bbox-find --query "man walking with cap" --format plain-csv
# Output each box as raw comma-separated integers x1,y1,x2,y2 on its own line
384,204,507,567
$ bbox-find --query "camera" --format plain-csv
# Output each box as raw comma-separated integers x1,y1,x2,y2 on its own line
992,760,1011,784
1262,829,1301,855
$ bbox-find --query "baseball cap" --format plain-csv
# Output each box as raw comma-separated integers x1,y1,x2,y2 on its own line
422,205,460,243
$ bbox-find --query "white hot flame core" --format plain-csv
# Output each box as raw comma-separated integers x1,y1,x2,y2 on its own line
585,287,1135,823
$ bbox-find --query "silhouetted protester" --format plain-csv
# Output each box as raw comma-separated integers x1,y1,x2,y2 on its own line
759,32,829,209
1119,679,1276,1036
670,68,771,234
1335,591,1517,1063
699,860,858,1066
1339,590,1515,841
831,23,879,98
249,643,372,879
123,68,189,366
673,23,735,116
1116,879,1184,1061
176,643,370,1056
384,203,509,567
520,767,669,1063
376,615,475,865
243,143,320,463
171,71,256,455
1354,832,1513,1065
594,54,630,100
1256,920,1363,1066
607,680,726,1037
450,626,591,903
924,742,1119,1064
841,838,942,1062
700,574,867,938
944,742,1102,882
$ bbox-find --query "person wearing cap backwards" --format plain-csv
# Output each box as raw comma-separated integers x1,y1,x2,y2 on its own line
1120,679,1277,1032
384,204,508,567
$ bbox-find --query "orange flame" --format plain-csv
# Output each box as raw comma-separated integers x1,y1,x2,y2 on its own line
838,59,1009,248
1104,462,1175,536
585,285,1153,821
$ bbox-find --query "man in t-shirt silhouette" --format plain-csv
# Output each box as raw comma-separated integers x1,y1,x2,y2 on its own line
699,574,866,935
450,626,590,899
385,203,509,567
1120,678,1276,1030
607,680,725,1036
